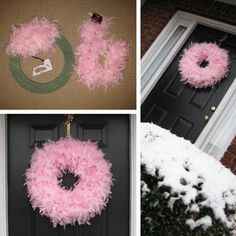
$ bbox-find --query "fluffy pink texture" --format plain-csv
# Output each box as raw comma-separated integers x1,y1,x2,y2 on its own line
179,43,230,88
6,17,60,58
25,138,112,227
74,17,129,89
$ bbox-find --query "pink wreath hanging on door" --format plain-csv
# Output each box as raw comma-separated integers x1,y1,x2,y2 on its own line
179,42,230,88
25,138,112,227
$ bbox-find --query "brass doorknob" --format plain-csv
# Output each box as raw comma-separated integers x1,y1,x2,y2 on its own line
211,106,216,111
204,115,209,122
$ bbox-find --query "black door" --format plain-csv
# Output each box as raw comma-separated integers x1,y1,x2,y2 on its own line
8,114,129,236
142,25,236,143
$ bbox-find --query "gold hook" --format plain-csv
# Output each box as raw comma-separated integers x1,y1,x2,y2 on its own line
64,114,74,138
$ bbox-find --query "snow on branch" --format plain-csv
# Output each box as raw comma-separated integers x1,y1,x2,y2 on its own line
141,123,236,233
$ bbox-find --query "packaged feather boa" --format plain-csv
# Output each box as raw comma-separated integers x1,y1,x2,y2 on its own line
74,16,129,89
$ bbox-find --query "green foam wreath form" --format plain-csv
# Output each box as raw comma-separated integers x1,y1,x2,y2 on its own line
8,35,74,94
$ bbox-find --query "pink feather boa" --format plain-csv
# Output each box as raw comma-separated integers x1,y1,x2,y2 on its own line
6,17,60,58
179,43,230,88
25,138,112,227
74,17,129,89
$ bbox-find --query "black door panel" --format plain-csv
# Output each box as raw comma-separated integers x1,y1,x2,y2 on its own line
142,24,236,143
8,114,129,236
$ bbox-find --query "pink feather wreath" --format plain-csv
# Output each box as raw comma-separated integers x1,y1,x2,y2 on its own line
179,43,230,88
25,138,112,227
74,17,129,89
6,17,60,58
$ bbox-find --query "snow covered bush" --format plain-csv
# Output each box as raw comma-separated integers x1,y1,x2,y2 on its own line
141,123,236,236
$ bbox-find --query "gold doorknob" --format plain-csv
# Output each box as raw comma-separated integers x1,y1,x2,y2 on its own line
211,106,216,111
204,115,209,122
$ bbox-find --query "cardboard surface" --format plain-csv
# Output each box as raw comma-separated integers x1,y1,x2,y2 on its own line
0,0,136,109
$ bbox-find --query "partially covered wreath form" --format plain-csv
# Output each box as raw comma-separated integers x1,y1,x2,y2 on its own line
179,43,230,88
74,17,129,89
25,138,112,227
6,17,74,93
6,17,60,57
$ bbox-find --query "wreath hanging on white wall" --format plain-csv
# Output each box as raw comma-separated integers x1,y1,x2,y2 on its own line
26,124,112,227
179,42,230,88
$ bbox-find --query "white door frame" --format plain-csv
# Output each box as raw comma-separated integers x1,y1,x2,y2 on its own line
0,114,137,236
141,11,236,160
129,114,138,236
0,115,7,236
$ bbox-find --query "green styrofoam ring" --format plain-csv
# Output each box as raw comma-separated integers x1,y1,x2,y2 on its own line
8,35,75,94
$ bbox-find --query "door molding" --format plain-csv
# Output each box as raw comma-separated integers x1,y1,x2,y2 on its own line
141,11,236,160
0,115,8,236
129,115,138,236
0,114,137,236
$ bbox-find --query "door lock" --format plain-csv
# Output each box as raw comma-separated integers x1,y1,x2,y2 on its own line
211,106,216,111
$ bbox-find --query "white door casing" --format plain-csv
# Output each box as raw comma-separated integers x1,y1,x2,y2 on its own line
0,114,137,236
129,114,138,236
142,11,236,160
0,115,8,236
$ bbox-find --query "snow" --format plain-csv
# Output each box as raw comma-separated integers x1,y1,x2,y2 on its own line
141,123,236,232
141,180,150,196
186,216,212,231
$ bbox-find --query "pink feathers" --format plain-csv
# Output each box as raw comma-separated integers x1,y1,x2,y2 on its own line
74,17,129,89
6,16,129,89
179,43,230,88
6,17,60,58
25,138,112,227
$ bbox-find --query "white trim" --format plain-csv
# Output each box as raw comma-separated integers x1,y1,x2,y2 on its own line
0,115,8,236
141,11,236,159
129,114,137,236
141,24,194,102
0,110,137,115
195,78,236,160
